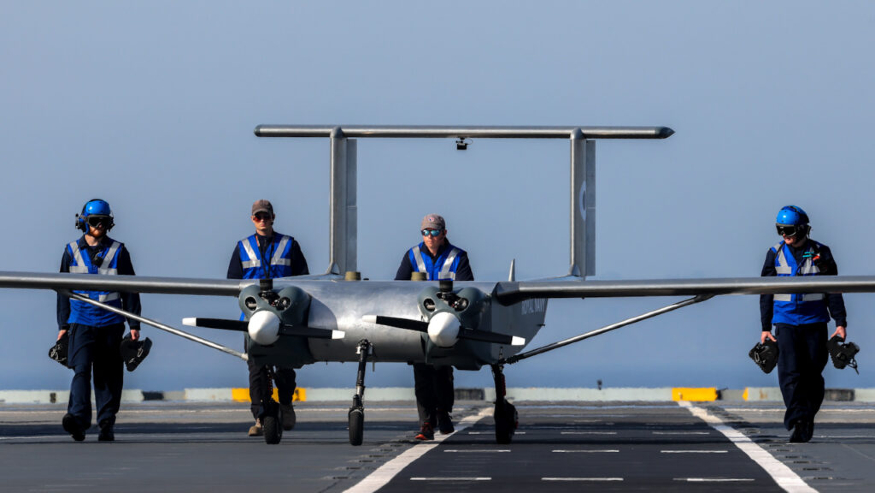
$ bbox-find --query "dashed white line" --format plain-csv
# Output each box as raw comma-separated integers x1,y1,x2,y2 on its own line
652,431,710,435
543,477,624,482
661,450,728,454
561,431,616,435
552,449,619,453
674,478,754,482
443,449,510,453
410,477,491,481
678,401,817,493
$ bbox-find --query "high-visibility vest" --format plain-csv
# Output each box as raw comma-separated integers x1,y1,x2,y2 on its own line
771,241,830,325
238,233,296,280
66,238,125,326
407,242,463,281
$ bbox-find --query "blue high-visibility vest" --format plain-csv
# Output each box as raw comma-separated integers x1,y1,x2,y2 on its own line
238,233,296,280
66,238,125,326
407,242,463,281
771,241,830,325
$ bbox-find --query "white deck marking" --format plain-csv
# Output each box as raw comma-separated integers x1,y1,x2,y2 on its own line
443,449,510,453
652,431,710,435
467,431,525,435
678,401,817,493
552,449,619,453
560,431,616,435
410,477,491,481
674,478,754,482
661,450,728,454
343,407,491,493
542,477,624,482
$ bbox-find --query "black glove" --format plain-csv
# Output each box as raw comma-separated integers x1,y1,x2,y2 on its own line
120,334,152,372
749,338,779,374
827,335,859,374
49,333,69,367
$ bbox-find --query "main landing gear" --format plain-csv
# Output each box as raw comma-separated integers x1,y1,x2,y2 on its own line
262,367,283,445
491,364,518,444
348,340,372,446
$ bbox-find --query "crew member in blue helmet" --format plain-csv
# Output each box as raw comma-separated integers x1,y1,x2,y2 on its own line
227,199,309,437
395,214,473,440
57,199,141,442
760,205,847,443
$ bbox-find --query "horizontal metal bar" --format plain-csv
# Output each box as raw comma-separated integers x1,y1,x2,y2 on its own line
62,291,248,361
254,125,674,140
503,295,711,365
0,272,245,296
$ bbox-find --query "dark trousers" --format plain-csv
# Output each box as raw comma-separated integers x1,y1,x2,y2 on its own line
413,363,454,426
247,358,296,420
775,322,829,430
67,323,125,428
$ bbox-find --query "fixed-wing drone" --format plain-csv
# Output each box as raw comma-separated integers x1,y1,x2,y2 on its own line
2,125,874,446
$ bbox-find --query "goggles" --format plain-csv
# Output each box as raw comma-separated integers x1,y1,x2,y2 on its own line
87,216,112,228
253,213,273,222
421,229,443,237
776,224,800,237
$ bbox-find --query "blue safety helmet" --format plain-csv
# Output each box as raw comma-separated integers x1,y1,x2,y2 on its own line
775,205,810,238
76,198,114,232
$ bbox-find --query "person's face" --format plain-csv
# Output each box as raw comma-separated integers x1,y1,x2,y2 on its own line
252,212,275,234
86,216,110,238
778,224,806,247
421,227,447,251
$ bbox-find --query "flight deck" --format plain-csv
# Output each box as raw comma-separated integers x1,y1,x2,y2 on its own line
1,399,873,492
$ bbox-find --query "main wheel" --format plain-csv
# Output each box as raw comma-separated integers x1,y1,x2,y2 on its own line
494,400,517,444
349,408,364,446
264,415,283,445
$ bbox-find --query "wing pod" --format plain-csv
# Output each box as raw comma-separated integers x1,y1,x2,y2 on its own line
362,314,523,347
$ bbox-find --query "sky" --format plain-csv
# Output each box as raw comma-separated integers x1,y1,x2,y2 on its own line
2,1,875,392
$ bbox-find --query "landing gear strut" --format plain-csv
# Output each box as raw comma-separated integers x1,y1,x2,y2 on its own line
263,367,283,445
491,364,517,444
348,339,371,446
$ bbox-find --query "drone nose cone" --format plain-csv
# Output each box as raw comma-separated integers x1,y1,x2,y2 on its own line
428,311,460,348
248,310,281,345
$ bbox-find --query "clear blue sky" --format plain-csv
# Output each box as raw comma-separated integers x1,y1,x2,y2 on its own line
2,1,874,391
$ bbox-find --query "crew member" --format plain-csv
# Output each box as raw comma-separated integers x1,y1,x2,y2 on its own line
395,214,473,440
57,199,141,442
228,200,309,437
760,205,847,443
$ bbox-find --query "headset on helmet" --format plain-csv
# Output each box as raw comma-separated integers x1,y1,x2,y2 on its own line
75,199,114,232
775,205,810,238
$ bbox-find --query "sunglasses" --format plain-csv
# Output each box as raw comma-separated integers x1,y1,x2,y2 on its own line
253,213,274,222
421,229,443,237
87,216,111,228
776,224,799,237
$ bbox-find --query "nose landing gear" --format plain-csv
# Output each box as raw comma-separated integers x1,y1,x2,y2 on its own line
348,340,372,446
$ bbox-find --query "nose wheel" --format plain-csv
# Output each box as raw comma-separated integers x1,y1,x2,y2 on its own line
348,340,371,446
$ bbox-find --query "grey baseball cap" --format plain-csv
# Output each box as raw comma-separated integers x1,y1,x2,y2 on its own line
251,199,274,216
421,214,445,231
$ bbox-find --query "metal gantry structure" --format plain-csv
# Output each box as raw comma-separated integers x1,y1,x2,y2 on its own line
254,124,674,278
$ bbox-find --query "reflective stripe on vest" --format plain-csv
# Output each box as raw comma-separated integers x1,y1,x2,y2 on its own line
241,239,260,269
412,246,427,273
270,235,292,267
439,248,460,280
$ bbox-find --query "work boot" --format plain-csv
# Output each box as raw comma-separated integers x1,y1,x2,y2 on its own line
789,418,813,443
415,422,434,441
437,411,454,434
280,403,296,431
62,413,86,442
248,418,263,437
98,418,115,442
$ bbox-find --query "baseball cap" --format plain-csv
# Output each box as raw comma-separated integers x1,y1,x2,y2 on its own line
421,214,446,231
251,200,274,216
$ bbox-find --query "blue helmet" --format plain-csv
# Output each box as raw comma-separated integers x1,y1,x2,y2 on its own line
76,199,114,232
775,205,810,238
776,205,809,226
